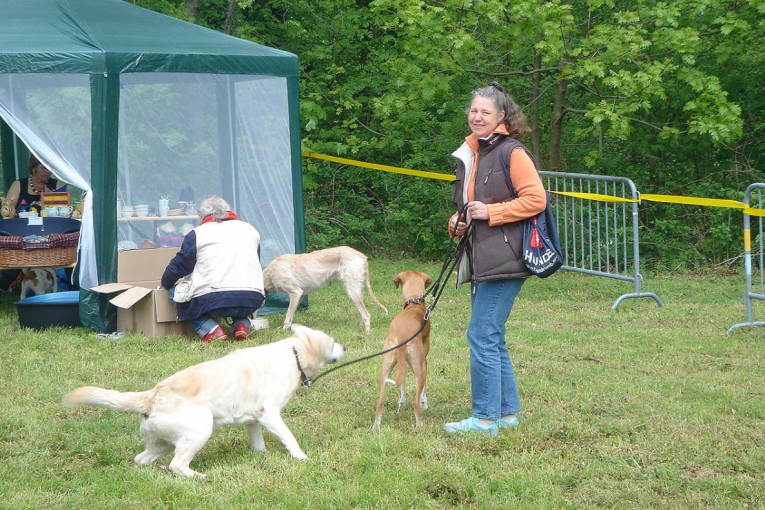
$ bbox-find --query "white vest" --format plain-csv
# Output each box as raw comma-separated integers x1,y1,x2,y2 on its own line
188,220,264,298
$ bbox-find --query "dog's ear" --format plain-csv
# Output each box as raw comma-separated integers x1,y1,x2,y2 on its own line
424,274,433,288
290,324,308,338
393,273,403,288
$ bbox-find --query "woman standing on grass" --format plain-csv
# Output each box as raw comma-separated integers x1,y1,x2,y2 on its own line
444,82,546,436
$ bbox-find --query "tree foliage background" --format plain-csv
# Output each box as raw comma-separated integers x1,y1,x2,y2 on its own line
134,0,765,267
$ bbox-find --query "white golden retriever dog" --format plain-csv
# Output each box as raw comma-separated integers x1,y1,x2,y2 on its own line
63,325,345,478
263,246,388,331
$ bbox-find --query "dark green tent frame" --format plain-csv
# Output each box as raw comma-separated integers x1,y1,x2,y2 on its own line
0,0,305,331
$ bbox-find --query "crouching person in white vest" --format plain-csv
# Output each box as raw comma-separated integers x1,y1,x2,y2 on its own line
161,195,265,342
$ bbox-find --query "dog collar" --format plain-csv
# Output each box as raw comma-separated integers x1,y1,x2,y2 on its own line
403,294,426,309
292,346,313,387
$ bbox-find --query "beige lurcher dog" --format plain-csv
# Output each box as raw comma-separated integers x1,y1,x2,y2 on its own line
372,270,432,428
263,246,388,331
63,325,346,478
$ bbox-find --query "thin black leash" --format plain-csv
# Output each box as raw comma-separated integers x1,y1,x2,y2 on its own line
307,205,474,386
293,346,313,387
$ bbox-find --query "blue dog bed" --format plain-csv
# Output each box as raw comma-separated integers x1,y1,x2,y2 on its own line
16,291,81,330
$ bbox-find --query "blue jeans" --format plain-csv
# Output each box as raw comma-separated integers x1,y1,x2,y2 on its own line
190,308,252,338
168,286,251,338
467,278,525,420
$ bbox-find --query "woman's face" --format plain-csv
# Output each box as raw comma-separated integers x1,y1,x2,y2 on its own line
468,96,504,139
32,164,52,182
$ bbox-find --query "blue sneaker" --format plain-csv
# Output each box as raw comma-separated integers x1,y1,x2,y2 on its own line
497,417,519,428
443,417,498,437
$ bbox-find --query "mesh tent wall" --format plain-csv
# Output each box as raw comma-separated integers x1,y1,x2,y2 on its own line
0,0,305,331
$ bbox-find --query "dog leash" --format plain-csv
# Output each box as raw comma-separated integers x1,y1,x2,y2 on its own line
307,206,474,386
422,204,475,319
293,346,314,387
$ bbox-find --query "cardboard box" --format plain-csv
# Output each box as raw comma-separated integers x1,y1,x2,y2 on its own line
91,247,195,337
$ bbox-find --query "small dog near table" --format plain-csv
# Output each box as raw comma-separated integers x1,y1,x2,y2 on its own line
372,270,432,428
263,246,388,331
19,268,58,299
63,325,346,478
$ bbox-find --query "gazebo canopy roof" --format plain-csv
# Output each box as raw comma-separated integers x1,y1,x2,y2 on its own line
0,0,298,76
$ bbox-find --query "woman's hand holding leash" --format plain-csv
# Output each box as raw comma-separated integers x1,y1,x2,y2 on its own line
450,215,468,237
451,201,483,237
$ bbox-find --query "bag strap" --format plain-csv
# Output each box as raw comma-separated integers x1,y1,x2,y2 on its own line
498,141,550,213
497,142,518,198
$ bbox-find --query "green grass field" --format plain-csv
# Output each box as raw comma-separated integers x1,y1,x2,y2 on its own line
0,259,763,509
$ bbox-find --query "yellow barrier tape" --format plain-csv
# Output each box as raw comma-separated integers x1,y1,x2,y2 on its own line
302,152,765,217
639,194,765,217
554,191,765,217
551,191,636,203
302,151,453,181
548,190,765,218
745,207,765,217
639,194,746,209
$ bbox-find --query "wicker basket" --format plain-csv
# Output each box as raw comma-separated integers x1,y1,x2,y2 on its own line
0,245,77,268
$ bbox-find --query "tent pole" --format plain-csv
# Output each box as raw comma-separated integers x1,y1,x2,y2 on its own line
286,75,305,254
79,71,120,332
0,118,17,191
217,76,236,208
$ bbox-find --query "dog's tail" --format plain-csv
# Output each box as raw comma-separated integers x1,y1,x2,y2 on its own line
63,386,152,414
365,263,388,315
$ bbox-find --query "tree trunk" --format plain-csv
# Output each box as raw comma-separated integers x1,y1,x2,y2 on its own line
224,0,236,35
548,72,567,173
530,50,542,164
185,0,199,23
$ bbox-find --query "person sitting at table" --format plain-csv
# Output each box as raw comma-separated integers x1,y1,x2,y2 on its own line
5,154,65,215
0,154,70,293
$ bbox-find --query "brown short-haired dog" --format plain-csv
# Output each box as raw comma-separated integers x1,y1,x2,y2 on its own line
372,270,432,428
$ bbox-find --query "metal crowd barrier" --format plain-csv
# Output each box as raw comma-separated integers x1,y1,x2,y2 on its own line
540,171,663,309
728,183,765,333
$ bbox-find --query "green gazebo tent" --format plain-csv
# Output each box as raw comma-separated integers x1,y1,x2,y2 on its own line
0,0,305,331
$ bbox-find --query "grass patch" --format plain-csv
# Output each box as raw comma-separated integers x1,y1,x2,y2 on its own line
0,260,763,509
